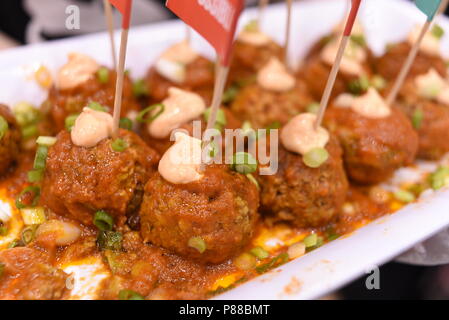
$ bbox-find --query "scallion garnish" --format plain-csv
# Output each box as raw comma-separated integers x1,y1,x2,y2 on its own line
230,152,258,174
412,108,424,130
36,136,57,147
119,117,133,131
393,189,415,203
234,252,257,270
303,233,318,248
21,125,38,140
21,225,38,245
118,290,145,300
250,246,269,260
136,104,165,123
0,116,8,140
432,24,445,39
203,107,227,128
97,67,109,84
27,169,44,183
255,253,289,274
15,186,40,209
33,145,48,170
88,102,108,112
188,236,206,253
132,79,148,97
111,138,128,152
93,210,114,231
303,147,329,168
65,114,79,132
96,230,122,251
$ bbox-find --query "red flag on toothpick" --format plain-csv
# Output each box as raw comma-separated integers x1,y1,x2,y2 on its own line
166,0,244,155
314,0,362,129
108,0,133,137
166,0,244,66
109,0,133,29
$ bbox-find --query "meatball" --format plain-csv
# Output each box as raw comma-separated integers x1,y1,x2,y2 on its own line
145,56,215,104
324,105,418,184
41,130,159,227
230,82,313,129
45,68,140,133
375,42,447,81
139,164,260,264
0,247,68,300
299,36,374,101
228,39,284,87
258,135,348,228
395,80,449,160
0,104,21,176
141,108,241,155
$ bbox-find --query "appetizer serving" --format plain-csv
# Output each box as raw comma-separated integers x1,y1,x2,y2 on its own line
0,0,449,301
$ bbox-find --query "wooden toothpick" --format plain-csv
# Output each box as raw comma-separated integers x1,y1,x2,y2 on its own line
112,28,129,138
103,0,117,68
284,0,293,66
258,0,269,25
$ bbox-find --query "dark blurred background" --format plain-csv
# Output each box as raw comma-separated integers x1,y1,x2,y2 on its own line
0,0,449,300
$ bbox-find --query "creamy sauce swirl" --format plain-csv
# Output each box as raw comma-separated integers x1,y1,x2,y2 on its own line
71,107,113,148
257,58,295,92
408,25,441,57
158,132,203,184
148,87,206,139
334,88,391,119
415,69,449,105
58,53,100,90
321,39,366,76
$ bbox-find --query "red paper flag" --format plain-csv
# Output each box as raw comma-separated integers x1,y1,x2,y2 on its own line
343,0,362,36
109,0,133,29
166,0,244,66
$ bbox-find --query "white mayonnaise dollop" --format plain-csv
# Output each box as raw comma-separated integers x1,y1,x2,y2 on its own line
71,107,113,148
408,25,441,57
257,58,295,92
58,53,100,90
155,41,199,84
148,87,206,139
238,28,272,46
321,39,366,76
158,132,203,184
334,88,391,119
281,113,329,155
415,69,449,105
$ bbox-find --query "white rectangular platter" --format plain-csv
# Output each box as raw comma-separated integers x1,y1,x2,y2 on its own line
0,0,449,300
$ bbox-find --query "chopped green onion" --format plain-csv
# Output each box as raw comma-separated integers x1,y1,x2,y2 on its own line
21,225,38,245
371,75,386,90
65,114,79,132
0,226,7,236
21,125,38,140
97,67,109,84
306,102,320,114
234,252,257,270
13,102,40,127
348,76,370,95
246,173,259,189
88,102,108,112
244,20,259,32
33,145,48,170
255,253,289,274
93,210,114,231
0,116,8,140
36,136,57,147
412,109,424,129
432,24,445,39
132,79,148,97
111,138,128,152
15,186,40,209
8,240,23,248
350,34,366,47
266,121,281,130
303,147,329,168
222,86,239,104
119,117,133,131
203,108,227,127
20,207,46,225
136,104,165,123
429,166,449,190
97,231,122,251
303,234,318,248
250,246,269,260
27,169,44,183
188,236,206,253
230,152,258,174
202,140,219,158
118,290,145,300
393,190,415,203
